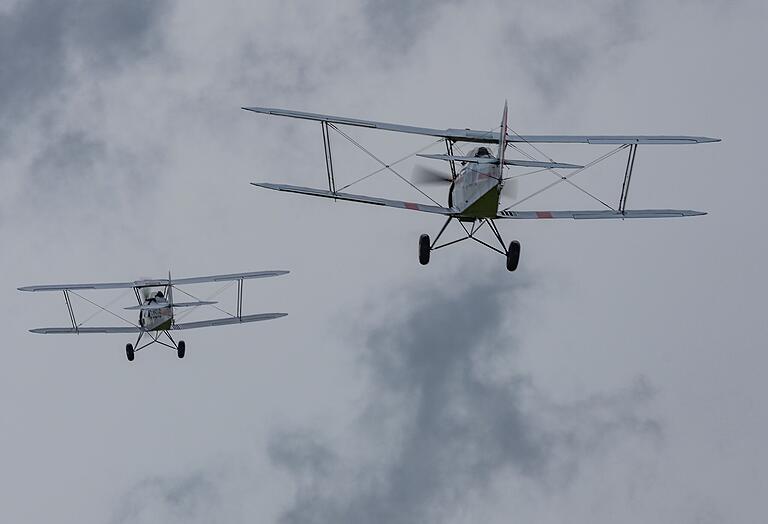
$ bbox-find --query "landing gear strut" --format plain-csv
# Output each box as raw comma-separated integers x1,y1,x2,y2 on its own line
418,217,521,271
123,330,186,361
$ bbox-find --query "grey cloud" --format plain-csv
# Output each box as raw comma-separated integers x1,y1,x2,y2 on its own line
0,0,169,146
363,0,464,55
506,1,643,104
111,472,219,524
270,269,660,524
269,432,336,479
29,130,106,179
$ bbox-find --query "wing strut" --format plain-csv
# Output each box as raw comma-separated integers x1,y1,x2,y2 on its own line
63,290,78,333
619,144,638,214
321,122,337,194
236,278,243,320
446,140,457,179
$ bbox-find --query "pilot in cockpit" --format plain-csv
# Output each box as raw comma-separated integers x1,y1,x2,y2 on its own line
147,290,164,304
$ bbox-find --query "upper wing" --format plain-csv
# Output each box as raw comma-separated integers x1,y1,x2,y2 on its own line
19,281,139,292
417,153,583,169
496,209,706,219
242,106,720,145
252,182,455,215
170,271,289,286
19,271,288,292
30,326,141,334
173,312,287,330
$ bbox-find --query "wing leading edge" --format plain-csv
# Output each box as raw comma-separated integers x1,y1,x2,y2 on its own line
251,182,455,215
30,313,287,334
242,106,720,145
18,271,289,292
496,209,707,219
30,326,141,334
173,313,287,330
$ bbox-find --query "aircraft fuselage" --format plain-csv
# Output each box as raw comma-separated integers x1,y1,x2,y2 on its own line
451,155,502,219
138,291,173,331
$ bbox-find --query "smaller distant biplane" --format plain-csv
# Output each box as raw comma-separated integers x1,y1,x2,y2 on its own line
18,270,289,361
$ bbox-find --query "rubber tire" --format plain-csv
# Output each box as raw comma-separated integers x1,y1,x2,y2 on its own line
126,343,135,362
177,340,186,359
419,234,431,265
506,240,521,272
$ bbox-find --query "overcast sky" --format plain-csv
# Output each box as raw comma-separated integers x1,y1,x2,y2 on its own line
1,1,766,523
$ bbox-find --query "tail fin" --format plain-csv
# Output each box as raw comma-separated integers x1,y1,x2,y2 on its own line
497,100,508,173
168,270,174,306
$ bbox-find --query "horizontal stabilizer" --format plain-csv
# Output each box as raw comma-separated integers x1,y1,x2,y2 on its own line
503,159,583,169
418,153,496,164
124,300,218,311
417,154,582,169
496,209,707,220
252,182,454,215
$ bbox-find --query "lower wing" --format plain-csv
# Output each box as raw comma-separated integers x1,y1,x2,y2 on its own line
252,182,454,216
30,326,141,334
31,313,287,333
496,209,706,219
172,313,287,330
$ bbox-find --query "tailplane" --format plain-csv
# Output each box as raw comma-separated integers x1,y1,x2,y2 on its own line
497,100,508,175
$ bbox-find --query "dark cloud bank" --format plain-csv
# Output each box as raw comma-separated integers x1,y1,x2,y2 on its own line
0,0,168,134
114,269,659,523
269,271,658,524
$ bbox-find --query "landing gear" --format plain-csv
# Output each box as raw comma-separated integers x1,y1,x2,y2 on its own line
418,217,522,271
506,240,521,272
124,331,185,361
419,234,431,265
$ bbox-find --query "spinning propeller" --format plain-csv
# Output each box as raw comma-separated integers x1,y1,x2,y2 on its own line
412,165,518,199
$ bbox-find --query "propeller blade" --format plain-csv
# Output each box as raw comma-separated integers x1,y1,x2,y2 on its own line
412,165,453,185
500,177,518,200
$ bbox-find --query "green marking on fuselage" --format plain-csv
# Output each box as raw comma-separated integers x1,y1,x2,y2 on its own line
459,187,501,218
149,318,173,332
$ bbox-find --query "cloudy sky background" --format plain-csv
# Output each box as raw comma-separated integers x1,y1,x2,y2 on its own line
1,0,766,522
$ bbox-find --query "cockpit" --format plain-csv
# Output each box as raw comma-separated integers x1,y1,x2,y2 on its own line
469,146,493,158
147,290,165,304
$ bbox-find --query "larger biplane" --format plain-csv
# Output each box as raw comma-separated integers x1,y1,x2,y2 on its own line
18,270,288,361
244,103,719,271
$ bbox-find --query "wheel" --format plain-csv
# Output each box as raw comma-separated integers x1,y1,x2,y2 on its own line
177,340,186,359
126,343,135,362
506,240,521,272
419,234,431,265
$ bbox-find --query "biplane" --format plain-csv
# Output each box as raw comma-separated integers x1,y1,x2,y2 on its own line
18,270,288,361
243,103,719,271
